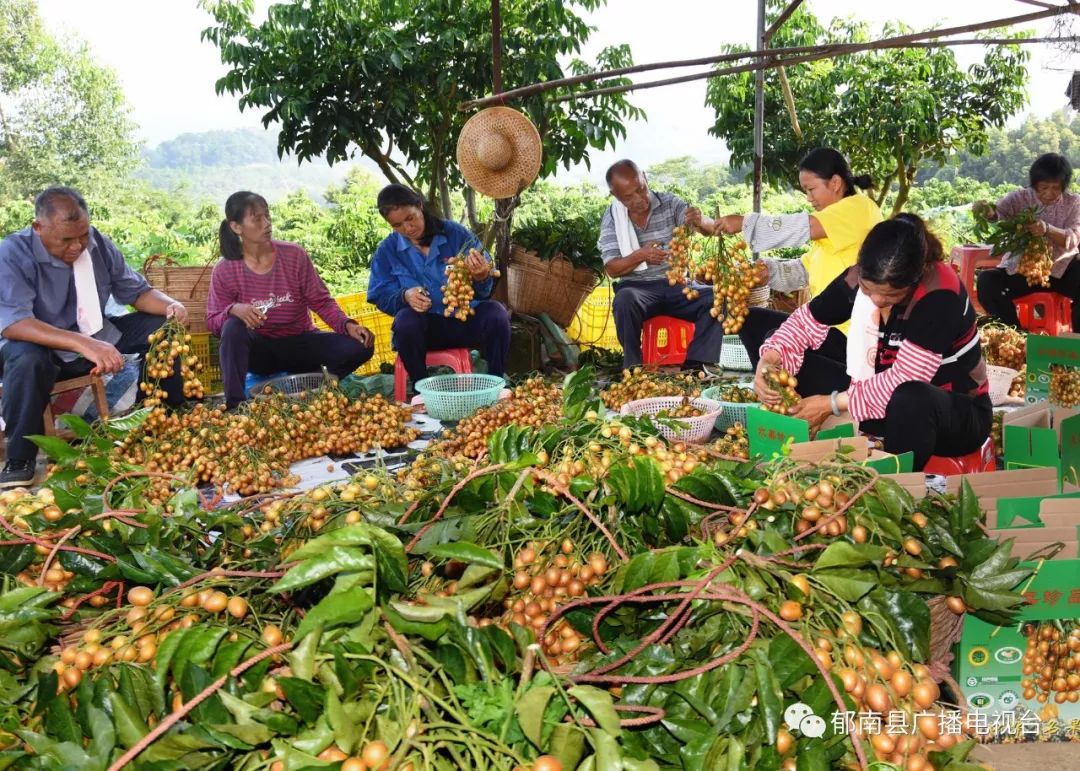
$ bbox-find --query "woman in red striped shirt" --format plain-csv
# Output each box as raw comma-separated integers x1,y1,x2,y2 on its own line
754,214,991,470
206,191,375,408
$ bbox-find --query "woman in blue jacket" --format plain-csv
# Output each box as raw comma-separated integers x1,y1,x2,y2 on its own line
367,184,511,390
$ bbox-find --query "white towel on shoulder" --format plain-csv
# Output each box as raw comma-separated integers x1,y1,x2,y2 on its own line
73,249,103,336
846,289,879,381
612,200,648,273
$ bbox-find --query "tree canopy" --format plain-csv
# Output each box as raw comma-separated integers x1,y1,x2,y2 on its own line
0,0,139,199
705,0,1030,214
199,0,643,216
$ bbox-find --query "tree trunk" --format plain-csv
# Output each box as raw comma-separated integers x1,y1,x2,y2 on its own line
439,176,452,223
491,196,518,305
465,188,481,234
891,147,918,216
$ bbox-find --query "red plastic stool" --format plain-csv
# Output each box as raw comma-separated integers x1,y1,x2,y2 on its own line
949,245,998,314
393,348,473,402
923,437,996,476
1013,292,1073,336
642,316,695,367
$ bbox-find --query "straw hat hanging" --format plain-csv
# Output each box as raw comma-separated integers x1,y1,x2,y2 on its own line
456,106,542,199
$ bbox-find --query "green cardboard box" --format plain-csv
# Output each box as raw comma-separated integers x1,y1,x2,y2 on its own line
785,435,914,474
945,467,1080,527
1002,403,1080,489
1024,332,1080,404
955,557,1080,738
746,409,859,456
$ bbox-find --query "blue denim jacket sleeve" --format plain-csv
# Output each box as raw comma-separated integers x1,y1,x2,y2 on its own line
367,236,407,316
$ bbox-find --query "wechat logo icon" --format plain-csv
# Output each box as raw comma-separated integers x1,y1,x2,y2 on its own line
784,702,826,738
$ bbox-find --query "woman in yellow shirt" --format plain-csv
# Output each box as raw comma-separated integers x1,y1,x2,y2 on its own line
715,147,881,395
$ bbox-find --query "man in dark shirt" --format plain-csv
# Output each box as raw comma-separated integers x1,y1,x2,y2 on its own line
0,187,187,488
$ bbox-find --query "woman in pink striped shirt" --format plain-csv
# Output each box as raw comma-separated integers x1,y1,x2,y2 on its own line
755,214,991,470
206,191,375,408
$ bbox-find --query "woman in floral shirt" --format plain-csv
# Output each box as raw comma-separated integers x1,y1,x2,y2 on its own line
976,153,1080,329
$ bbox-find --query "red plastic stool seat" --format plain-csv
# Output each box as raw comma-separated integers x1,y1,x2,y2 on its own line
949,245,998,314
1013,292,1073,336
642,316,695,367
393,348,473,402
923,437,996,476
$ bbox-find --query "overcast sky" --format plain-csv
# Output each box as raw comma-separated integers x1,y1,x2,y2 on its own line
34,0,1080,185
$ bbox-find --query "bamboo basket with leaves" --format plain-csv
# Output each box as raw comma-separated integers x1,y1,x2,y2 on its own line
141,254,216,334
509,216,603,327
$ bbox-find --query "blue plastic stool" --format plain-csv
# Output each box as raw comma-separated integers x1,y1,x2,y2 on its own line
245,371,288,397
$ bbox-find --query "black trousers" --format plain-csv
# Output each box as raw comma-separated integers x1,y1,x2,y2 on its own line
976,262,1080,329
612,281,725,368
391,302,511,386
0,312,178,462
861,384,992,472
738,307,850,397
219,317,374,408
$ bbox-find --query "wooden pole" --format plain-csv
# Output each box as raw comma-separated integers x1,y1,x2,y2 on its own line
490,0,511,304
492,0,503,96
543,35,1080,104
753,0,766,216
460,4,1075,110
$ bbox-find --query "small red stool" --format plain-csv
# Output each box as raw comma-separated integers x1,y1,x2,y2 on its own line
393,348,473,402
950,245,998,314
1013,292,1073,336
642,316,695,367
923,437,996,476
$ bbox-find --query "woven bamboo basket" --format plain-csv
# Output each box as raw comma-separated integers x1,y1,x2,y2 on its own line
142,255,215,334
507,246,599,328
769,287,811,314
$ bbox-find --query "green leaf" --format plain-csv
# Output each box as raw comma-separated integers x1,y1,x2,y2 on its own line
753,656,783,743
954,479,982,534
383,603,450,641
427,541,504,569
108,693,149,749
590,726,624,771
570,685,622,738
270,547,374,592
516,685,555,747
288,625,322,681
277,677,325,725
180,662,230,725
814,569,878,602
873,479,912,517
57,414,93,439
814,542,888,569
878,590,931,661
44,695,80,745
549,722,587,771
769,634,817,689
325,688,358,753
27,435,80,461
295,586,373,641
795,740,830,771
16,730,91,766
606,456,664,513
171,626,228,684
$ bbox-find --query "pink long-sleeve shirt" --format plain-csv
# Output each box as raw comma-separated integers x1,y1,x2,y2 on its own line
205,241,351,338
995,187,1080,279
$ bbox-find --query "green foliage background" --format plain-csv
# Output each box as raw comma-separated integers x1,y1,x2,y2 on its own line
0,0,1076,296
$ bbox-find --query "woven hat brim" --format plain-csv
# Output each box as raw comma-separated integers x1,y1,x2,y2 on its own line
457,107,543,199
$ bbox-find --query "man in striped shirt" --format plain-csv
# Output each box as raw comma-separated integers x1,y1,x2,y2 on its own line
598,160,725,369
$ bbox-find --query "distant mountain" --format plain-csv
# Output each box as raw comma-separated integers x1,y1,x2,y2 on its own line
136,128,374,205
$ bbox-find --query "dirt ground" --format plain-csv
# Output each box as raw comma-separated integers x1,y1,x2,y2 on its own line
973,742,1078,769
